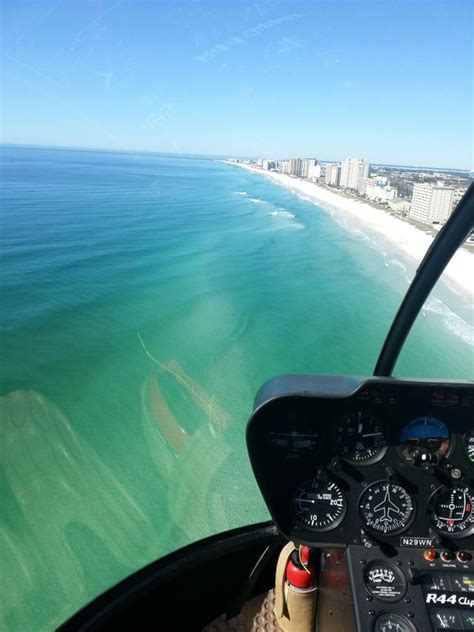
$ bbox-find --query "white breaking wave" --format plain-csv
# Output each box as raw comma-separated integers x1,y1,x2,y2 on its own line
234,191,247,195
269,210,296,219
388,258,408,273
348,227,372,242
425,296,474,347
249,197,269,204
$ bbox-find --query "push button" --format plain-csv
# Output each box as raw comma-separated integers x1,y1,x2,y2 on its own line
440,550,454,562
456,551,471,563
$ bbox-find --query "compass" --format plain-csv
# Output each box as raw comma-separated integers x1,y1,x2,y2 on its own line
359,482,415,535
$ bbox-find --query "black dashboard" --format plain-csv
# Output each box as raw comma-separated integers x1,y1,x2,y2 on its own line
247,375,474,632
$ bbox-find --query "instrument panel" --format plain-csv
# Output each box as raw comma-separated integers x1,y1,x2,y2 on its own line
246,375,474,551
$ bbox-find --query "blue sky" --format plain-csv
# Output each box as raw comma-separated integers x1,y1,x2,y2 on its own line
2,0,472,168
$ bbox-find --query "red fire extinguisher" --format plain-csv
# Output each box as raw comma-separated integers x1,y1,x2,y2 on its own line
275,543,318,632
285,544,316,590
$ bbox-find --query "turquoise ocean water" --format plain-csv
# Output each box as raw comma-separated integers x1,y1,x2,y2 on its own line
1,145,472,630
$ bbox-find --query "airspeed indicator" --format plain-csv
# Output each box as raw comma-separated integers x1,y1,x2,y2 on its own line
292,478,347,532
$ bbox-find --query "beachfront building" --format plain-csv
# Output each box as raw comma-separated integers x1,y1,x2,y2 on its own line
360,176,397,203
364,181,398,203
325,163,341,187
260,159,276,171
339,157,369,192
300,158,310,178
359,175,388,195
306,160,321,181
289,158,304,177
409,183,454,225
277,160,290,174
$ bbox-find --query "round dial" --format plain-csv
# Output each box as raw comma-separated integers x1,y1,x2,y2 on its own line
364,561,407,602
399,416,450,466
428,485,474,538
463,431,474,464
359,482,415,535
373,612,416,632
292,478,346,532
336,412,387,464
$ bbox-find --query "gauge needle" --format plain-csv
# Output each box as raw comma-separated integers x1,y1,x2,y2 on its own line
362,432,382,437
295,498,316,503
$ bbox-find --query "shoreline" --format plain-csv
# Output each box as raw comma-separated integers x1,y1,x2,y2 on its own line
225,161,473,298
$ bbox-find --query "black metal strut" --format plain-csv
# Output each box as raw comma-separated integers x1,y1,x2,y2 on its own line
374,182,474,377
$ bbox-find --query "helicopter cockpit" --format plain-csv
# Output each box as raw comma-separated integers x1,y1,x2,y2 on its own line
243,190,473,632
247,374,474,632
58,185,473,632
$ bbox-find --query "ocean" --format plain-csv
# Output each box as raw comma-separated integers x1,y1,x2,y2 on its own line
0,145,472,630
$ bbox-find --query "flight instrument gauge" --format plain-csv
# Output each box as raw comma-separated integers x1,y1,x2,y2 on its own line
373,612,416,632
399,416,450,467
463,431,474,464
335,412,387,464
428,485,474,538
359,482,415,535
292,478,347,532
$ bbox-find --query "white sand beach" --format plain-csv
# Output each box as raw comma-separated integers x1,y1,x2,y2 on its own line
229,162,473,298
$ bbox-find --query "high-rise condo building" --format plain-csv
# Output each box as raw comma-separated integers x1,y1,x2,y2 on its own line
307,163,321,180
278,160,290,174
409,183,454,224
339,157,369,192
306,159,320,180
325,163,341,187
289,158,303,177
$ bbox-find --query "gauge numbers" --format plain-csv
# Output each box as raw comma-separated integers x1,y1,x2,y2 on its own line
373,612,416,632
292,478,346,532
359,482,415,535
336,412,387,464
463,431,474,464
428,485,474,538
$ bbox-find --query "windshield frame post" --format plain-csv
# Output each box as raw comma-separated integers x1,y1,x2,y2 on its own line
373,182,474,377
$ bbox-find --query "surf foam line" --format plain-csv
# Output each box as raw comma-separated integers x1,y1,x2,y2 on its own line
230,162,474,298
269,210,296,218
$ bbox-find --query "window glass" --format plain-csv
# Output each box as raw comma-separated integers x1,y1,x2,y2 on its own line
1,1,472,630
394,247,474,380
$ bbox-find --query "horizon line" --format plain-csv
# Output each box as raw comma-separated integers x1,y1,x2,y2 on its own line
1,142,471,174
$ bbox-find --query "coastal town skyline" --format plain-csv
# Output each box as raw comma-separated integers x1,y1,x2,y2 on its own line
228,153,472,243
